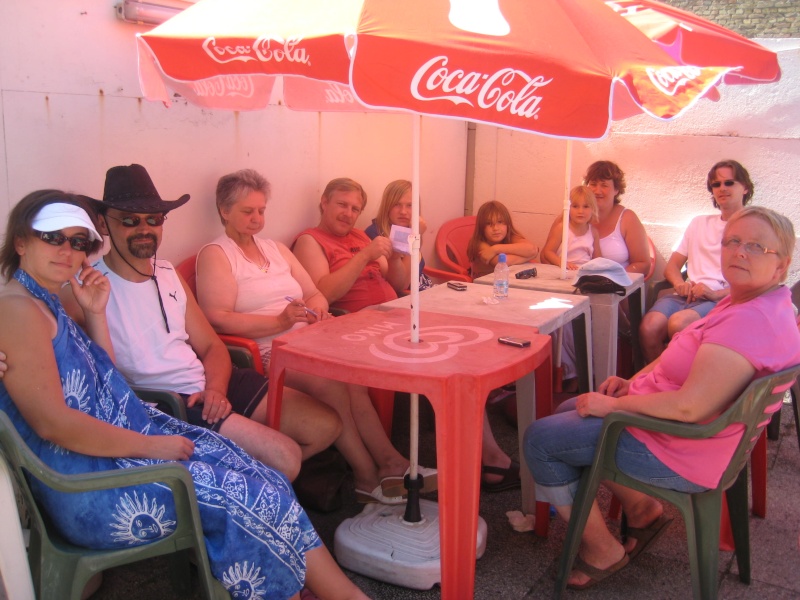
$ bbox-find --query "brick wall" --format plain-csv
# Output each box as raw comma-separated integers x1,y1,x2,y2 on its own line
663,0,798,38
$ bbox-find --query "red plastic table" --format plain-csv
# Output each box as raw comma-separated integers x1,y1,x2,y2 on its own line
267,308,551,600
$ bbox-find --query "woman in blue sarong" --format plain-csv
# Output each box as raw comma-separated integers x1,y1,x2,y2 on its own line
0,190,368,600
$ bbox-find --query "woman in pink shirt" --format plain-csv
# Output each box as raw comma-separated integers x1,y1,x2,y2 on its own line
524,206,800,590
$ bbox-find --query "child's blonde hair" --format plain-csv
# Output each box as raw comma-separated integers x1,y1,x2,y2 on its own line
467,200,522,262
569,185,599,224
375,179,412,237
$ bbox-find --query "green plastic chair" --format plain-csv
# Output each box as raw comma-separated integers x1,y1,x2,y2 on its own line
0,411,229,600
554,365,800,600
132,387,187,421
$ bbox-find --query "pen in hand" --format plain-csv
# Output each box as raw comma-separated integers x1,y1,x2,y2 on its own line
284,296,319,318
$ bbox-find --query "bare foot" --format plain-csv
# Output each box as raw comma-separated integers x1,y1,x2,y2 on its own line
568,544,627,588
622,498,663,554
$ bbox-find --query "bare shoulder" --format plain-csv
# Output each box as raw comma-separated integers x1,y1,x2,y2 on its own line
621,206,644,226
274,239,294,258
292,233,321,252
0,286,54,333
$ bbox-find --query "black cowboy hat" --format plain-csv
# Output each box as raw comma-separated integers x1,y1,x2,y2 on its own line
87,164,190,214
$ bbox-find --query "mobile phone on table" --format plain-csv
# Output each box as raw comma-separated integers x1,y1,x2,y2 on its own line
447,281,468,291
498,336,531,348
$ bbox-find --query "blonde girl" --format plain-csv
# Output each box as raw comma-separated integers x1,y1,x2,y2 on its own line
365,179,433,291
541,185,601,269
467,200,538,279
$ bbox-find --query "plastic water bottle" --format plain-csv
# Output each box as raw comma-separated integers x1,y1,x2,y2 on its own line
493,253,509,299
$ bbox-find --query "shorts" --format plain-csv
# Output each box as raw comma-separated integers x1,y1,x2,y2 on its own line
182,367,268,432
649,293,717,320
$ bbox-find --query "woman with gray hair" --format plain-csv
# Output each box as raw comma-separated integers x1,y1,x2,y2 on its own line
196,169,436,505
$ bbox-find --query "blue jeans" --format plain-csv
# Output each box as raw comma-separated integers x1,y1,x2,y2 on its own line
649,293,717,319
523,402,707,506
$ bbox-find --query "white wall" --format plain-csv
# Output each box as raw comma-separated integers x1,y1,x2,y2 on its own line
2,2,796,284
0,0,467,266
472,39,800,285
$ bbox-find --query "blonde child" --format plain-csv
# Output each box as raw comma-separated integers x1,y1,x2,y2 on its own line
467,200,538,279
541,185,601,269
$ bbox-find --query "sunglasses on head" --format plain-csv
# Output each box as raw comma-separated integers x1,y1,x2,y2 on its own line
710,180,736,189
105,214,167,227
34,230,94,252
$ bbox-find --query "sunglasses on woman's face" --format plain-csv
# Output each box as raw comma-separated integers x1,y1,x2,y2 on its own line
105,214,167,227
34,230,94,252
710,180,736,189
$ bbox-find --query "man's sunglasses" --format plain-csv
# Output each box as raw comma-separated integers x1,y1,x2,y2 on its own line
710,180,736,189
105,214,167,227
515,267,538,279
34,230,94,252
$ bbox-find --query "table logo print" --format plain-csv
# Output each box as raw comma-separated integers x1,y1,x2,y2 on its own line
369,325,494,363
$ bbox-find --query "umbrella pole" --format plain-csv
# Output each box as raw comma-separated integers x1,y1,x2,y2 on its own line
404,114,423,524
560,139,573,279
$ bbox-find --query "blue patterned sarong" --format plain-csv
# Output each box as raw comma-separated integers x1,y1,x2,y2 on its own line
0,269,321,599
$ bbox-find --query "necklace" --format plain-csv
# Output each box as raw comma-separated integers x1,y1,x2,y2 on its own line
234,238,270,273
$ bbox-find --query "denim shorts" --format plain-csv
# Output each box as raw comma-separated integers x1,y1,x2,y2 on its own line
523,404,707,506
649,293,717,319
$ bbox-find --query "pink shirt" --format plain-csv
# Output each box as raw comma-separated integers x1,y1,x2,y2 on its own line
628,286,800,488
296,227,397,313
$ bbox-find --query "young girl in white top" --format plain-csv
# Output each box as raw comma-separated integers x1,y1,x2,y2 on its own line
541,185,601,269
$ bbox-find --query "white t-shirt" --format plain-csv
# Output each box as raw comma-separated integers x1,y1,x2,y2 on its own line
94,256,206,394
673,214,728,291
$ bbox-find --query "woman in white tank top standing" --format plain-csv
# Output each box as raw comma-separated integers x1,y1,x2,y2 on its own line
584,161,650,275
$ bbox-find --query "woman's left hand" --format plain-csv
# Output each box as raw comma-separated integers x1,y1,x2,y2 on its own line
71,260,111,315
304,294,330,322
575,392,618,418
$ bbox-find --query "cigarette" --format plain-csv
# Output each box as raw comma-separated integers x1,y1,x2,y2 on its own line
284,296,319,318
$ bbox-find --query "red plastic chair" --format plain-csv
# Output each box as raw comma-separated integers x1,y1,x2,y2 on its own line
422,215,476,283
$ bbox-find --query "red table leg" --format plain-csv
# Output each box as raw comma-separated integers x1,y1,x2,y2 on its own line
430,377,486,600
534,353,553,538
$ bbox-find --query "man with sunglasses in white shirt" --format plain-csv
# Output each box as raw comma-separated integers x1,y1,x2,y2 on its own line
58,164,342,482
639,160,754,363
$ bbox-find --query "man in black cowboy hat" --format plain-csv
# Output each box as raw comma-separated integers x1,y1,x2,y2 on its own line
60,164,342,479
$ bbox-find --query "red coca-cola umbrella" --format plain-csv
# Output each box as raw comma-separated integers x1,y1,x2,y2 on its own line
137,0,780,284
138,0,779,136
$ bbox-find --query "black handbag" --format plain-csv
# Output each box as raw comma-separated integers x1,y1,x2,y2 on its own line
292,447,349,513
574,274,626,296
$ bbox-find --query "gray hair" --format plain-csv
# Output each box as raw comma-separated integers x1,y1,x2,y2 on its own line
725,206,795,282
215,169,271,225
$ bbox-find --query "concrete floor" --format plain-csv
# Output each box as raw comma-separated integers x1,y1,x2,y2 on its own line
86,397,800,600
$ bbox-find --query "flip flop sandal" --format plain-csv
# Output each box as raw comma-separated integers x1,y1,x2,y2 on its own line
626,514,674,561
380,466,438,497
566,553,630,591
481,460,521,492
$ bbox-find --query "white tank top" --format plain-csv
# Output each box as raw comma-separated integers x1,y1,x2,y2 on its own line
599,208,630,267
200,236,307,365
94,256,206,394
558,224,594,266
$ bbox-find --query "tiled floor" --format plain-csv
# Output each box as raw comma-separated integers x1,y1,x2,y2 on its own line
83,398,800,599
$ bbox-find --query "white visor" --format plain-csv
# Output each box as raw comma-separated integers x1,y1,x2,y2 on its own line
31,203,102,242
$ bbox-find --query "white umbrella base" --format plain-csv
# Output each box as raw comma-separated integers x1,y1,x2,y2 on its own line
333,498,487,590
